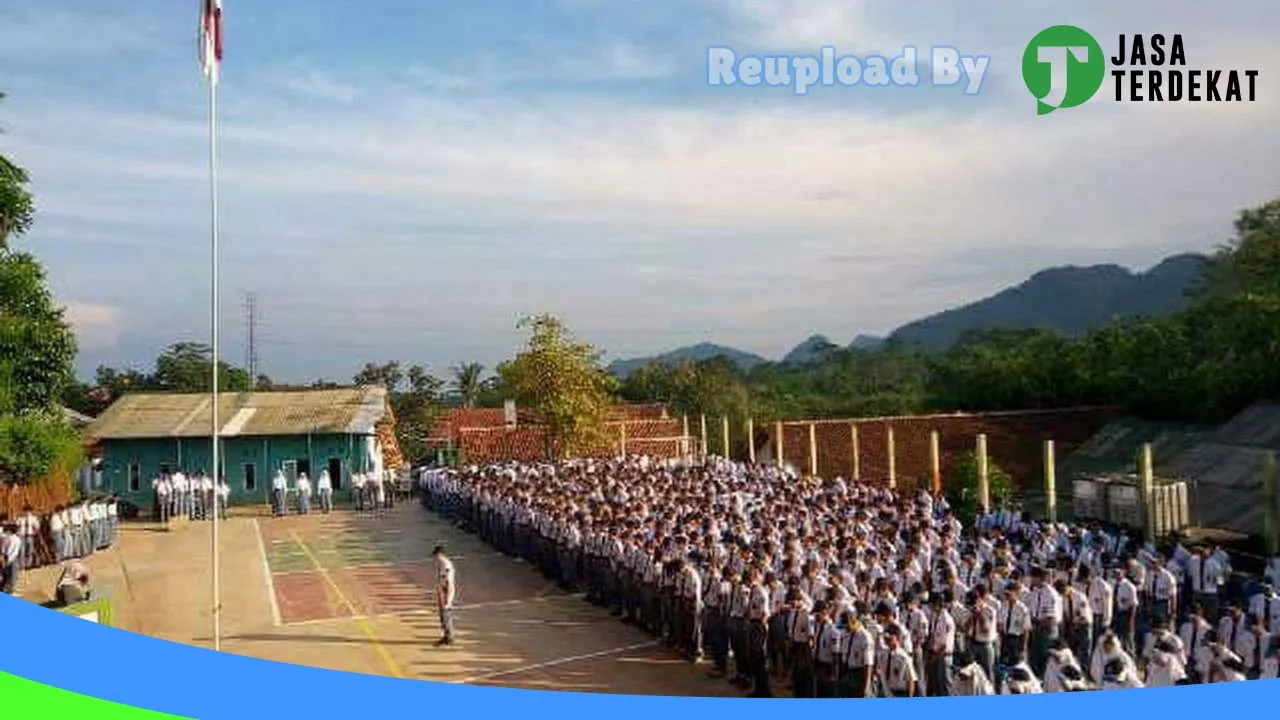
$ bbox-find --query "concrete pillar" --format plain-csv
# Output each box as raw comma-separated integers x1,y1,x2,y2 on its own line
774,421,784,469
699,414,708,461
886,426,896,490
850,423,860,481
619,423,628,457
747,418,756,464
1139,443,1155,543
929,430,941,495
722,416,731,461
976,433,990,515
1044,439,1057,524
681,415,690,460
808,423,818,478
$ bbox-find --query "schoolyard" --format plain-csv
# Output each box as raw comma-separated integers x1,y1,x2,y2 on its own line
17,502,738,696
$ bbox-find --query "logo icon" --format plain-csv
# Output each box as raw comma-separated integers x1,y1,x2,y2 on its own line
1022,25,1106,115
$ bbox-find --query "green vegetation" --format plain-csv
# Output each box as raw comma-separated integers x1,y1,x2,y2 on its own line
617,199,1280,428
0,94,82,483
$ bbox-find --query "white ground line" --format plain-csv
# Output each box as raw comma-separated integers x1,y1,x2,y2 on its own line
278,593,588,627
253,519,283,626
458,640,660,684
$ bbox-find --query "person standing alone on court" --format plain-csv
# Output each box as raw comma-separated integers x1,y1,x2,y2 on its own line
434,545,457,646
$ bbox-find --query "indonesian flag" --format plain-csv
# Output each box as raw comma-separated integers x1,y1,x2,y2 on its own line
200,0,222,85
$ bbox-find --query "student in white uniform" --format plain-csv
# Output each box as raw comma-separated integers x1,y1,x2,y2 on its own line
16,506,39,570
271,470,288,517
296,473,312,514
351,471,366,511
882,626,917,697
217,479,230,520
1000,663,1042,694
317,470,333,514
1144,635,1187,687
433,545,457,646
1099,657,1144,690
951,659,995,695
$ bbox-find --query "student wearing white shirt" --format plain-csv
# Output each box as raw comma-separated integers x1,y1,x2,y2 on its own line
1261,637,1280,679
1180,602,1212,682
1043,642,1085,692
217,480,230,520
1240,615,1270,678
788,592,816,697
1059,579,1094,663
295,473,312,514
951,659,995,695
316,470,333,514
0,521,23,594
1099,657,1145,690
882,626,918,697
271,470,288,517
924,592,955,696
433,545,457,646
1113,567,1140,655
812,603,841,698
16,506,39,569
49,506,67,562
1091,631,1137,685
1144,634,1188,687
1000,663,1042,694
967,584,999,680
153,475,171,524
1188,547,1224,623
1027,567,1062,677
1218,603,1249,661
839,613,874,698
1247,583,1279,635
351,471,366,512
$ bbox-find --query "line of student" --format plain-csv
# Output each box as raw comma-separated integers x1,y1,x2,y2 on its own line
0,497,121,596
420,456,1280,697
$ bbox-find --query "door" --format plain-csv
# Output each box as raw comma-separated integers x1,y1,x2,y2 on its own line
282,460,297,484
327,458,342,489
296,459,311,478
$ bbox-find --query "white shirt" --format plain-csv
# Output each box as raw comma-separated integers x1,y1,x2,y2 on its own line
436,557,456,608
317,472,332,491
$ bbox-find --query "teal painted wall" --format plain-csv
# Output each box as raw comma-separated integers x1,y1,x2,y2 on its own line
98,434,375,507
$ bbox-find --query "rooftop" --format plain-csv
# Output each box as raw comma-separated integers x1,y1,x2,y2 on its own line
85,387,390,440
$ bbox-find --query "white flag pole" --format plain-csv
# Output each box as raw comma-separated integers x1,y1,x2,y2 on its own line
206,14,223,653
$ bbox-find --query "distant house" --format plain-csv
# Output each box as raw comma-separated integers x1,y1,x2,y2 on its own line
83,387,401,509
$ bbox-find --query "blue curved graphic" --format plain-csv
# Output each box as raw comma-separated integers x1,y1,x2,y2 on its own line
2,592,1278,718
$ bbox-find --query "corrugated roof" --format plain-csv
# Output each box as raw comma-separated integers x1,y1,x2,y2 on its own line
84,387,388,440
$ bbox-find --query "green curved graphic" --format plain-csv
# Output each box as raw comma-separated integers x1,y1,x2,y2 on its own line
0,670,191,719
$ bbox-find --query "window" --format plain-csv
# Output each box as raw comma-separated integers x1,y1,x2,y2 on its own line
128,463,141,492
243,463,257,491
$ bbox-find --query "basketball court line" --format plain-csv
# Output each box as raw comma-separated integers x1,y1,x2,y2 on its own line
253,519,283,626
265,552,510,577
288,530,406,678
458,640,660,684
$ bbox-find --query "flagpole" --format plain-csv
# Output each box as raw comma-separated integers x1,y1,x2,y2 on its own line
208,52,222,654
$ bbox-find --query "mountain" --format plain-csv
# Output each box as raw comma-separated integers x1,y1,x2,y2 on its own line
607,342,769,377
848,334,885,351
782,335,841,365
887,253,1209,351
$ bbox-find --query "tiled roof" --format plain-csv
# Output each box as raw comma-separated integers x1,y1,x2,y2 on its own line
85,387,390,440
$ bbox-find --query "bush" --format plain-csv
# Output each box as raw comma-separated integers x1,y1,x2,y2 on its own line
0,413,84,482
948,449,1015,522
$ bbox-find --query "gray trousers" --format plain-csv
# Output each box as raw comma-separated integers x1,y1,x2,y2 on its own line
439,605,455,640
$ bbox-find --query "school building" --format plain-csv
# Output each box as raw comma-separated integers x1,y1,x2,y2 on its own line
83,386,402,508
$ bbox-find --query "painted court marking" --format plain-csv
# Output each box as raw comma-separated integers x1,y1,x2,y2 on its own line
458,640,660,684
280,593,590,628
289,530,406,678
253,519,283,626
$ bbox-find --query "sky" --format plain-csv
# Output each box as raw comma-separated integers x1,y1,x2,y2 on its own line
1,1,1278,384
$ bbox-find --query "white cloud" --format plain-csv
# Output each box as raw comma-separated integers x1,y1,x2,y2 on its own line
0,7,160,60
63,302,125,351
6,1,1280,376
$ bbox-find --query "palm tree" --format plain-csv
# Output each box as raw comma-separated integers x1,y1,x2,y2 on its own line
452,362,485,408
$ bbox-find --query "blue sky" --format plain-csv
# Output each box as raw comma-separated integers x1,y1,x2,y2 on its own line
2,1,1278,383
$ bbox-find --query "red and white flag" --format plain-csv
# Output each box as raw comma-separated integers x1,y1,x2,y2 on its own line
199,0,223,85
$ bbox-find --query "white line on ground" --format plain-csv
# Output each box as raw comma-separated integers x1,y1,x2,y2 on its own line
253,519,283,626
458,641,660,684
278,593,589,627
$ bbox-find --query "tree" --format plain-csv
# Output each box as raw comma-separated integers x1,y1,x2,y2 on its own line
152,342,251,393
353,361,404,391
396,364,446,464
0,94,34,250
0,252,78,413
947,450,1015,523
452,362,485,408
498,314,618,459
